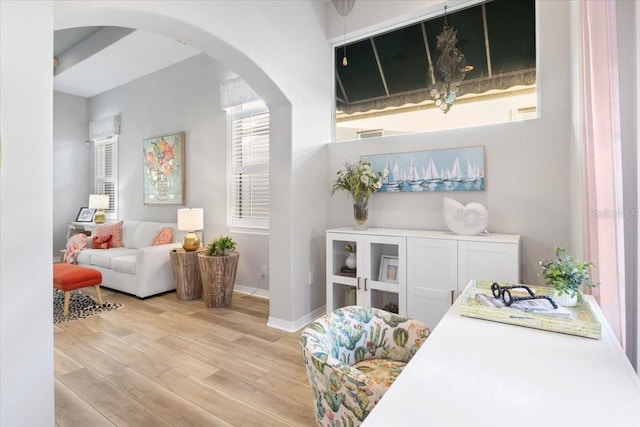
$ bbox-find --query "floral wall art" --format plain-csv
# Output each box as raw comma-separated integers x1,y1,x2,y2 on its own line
367,146,485,192
143,131,185,205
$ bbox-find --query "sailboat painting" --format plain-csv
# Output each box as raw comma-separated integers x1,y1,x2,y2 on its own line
368,146,485,192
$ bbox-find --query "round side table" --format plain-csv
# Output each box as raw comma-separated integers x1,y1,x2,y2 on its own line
169,248,203,300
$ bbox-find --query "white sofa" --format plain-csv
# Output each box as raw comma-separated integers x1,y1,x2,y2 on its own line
76,220,184,298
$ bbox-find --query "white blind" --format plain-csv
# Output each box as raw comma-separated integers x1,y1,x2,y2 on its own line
94,137,118,218
230,108,269,228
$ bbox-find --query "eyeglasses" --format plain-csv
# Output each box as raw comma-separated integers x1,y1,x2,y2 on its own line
491,282,558,309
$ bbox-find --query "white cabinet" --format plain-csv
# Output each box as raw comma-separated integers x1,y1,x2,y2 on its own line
327,228,520,329
406,238,458,329
407,234,520,328
326,230,406,315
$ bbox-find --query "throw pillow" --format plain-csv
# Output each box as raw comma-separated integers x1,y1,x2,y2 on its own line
151,227,173,246
96,221,124,248
91,234,113,249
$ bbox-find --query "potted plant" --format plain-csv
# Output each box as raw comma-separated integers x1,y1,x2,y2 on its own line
539,246,596,307
330,158,385,229
198,236,239,307
205,235,237,256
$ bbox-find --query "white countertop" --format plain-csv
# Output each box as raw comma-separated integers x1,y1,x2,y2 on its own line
363,295,640,427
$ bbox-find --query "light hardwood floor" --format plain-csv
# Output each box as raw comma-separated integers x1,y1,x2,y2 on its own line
54,287,316,426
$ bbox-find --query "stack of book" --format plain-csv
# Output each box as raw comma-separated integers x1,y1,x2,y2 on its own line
340,266,356,277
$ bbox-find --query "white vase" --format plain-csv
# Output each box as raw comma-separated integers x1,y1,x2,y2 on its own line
345,252,356,269
553,290,578,307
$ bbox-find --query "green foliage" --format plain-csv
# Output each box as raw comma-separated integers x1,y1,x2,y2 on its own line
539,246,597,297
330,158,383,199
205,235,237,256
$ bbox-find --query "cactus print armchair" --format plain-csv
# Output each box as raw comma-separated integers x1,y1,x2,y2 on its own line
300,306,430,426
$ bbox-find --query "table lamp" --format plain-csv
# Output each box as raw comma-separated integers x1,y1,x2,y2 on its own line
177,208,204,251
89,194,110,224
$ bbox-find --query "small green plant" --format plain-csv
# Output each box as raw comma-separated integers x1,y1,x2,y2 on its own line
539,246,597,297
205,236,237,256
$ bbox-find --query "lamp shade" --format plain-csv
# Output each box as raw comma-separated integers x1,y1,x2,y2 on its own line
88,194,110,210
177,208,204,231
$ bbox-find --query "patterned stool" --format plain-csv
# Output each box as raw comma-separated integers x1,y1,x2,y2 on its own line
53,264,103,316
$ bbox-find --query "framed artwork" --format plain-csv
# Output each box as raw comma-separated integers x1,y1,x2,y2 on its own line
379,255,399,284
143,131,185,205
75,207,96,222
367,146,485,192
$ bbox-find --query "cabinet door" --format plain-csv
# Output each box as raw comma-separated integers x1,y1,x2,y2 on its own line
362,235,406,315
326,233,362,313
457,241,520,291
407,238,458,328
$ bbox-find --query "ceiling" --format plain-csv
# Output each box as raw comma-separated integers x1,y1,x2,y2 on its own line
53,26,201,98
335,0,536,114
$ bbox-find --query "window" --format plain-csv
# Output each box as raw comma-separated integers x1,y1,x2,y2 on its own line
94,136,118,219
228,101,269,230
334,0,537,141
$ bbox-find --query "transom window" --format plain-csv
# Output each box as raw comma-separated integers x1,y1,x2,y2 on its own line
334,0,537,141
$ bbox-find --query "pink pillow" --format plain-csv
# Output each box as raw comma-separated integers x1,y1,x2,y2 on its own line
96,221,123,248
91,234,112,249
151,227,173,246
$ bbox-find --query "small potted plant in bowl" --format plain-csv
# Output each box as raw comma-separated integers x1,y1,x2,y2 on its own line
539,246,597,307
198,236,239,308
205,235,237,256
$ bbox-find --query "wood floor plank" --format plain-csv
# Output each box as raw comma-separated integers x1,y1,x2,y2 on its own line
55,379,115,427
255,371,314,408
82,332,173,379
155,369,290,427
54,333,126,377
55,290,316,425
58,368,172,426
54,348,84,377
155,334,268,382
121,333,221,380
203,369,316,426
106,367,231,427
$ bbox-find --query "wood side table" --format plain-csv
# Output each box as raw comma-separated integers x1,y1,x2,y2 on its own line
169,248,203,300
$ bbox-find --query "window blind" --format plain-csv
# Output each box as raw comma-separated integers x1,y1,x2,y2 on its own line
230,109,269,228
94,137,118,218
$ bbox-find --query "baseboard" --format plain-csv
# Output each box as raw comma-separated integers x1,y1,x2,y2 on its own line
234,284,270,299
267,305,326,332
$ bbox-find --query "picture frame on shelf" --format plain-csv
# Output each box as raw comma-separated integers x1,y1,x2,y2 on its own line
379,255,399,284
75,207,96,222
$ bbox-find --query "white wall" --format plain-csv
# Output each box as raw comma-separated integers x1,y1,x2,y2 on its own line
328,1,572,287
53,92,90,257
0,1,55,425
86,53,270,292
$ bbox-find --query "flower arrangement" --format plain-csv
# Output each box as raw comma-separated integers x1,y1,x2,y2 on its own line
539,247,597,298
205,236,237,256
330,158,385,198
145,138,175,183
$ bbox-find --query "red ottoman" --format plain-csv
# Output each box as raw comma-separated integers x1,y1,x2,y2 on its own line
53,264,103,316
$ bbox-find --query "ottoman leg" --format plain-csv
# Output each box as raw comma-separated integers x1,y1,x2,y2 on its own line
94,285,103,305
63,291,71,316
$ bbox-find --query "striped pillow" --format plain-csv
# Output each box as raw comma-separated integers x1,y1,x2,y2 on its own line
151,227,173,246
96,221,123,248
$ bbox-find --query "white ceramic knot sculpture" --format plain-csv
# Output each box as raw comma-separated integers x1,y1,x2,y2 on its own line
442,197,489,235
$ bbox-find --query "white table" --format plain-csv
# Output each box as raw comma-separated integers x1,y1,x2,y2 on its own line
363,294,640,427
